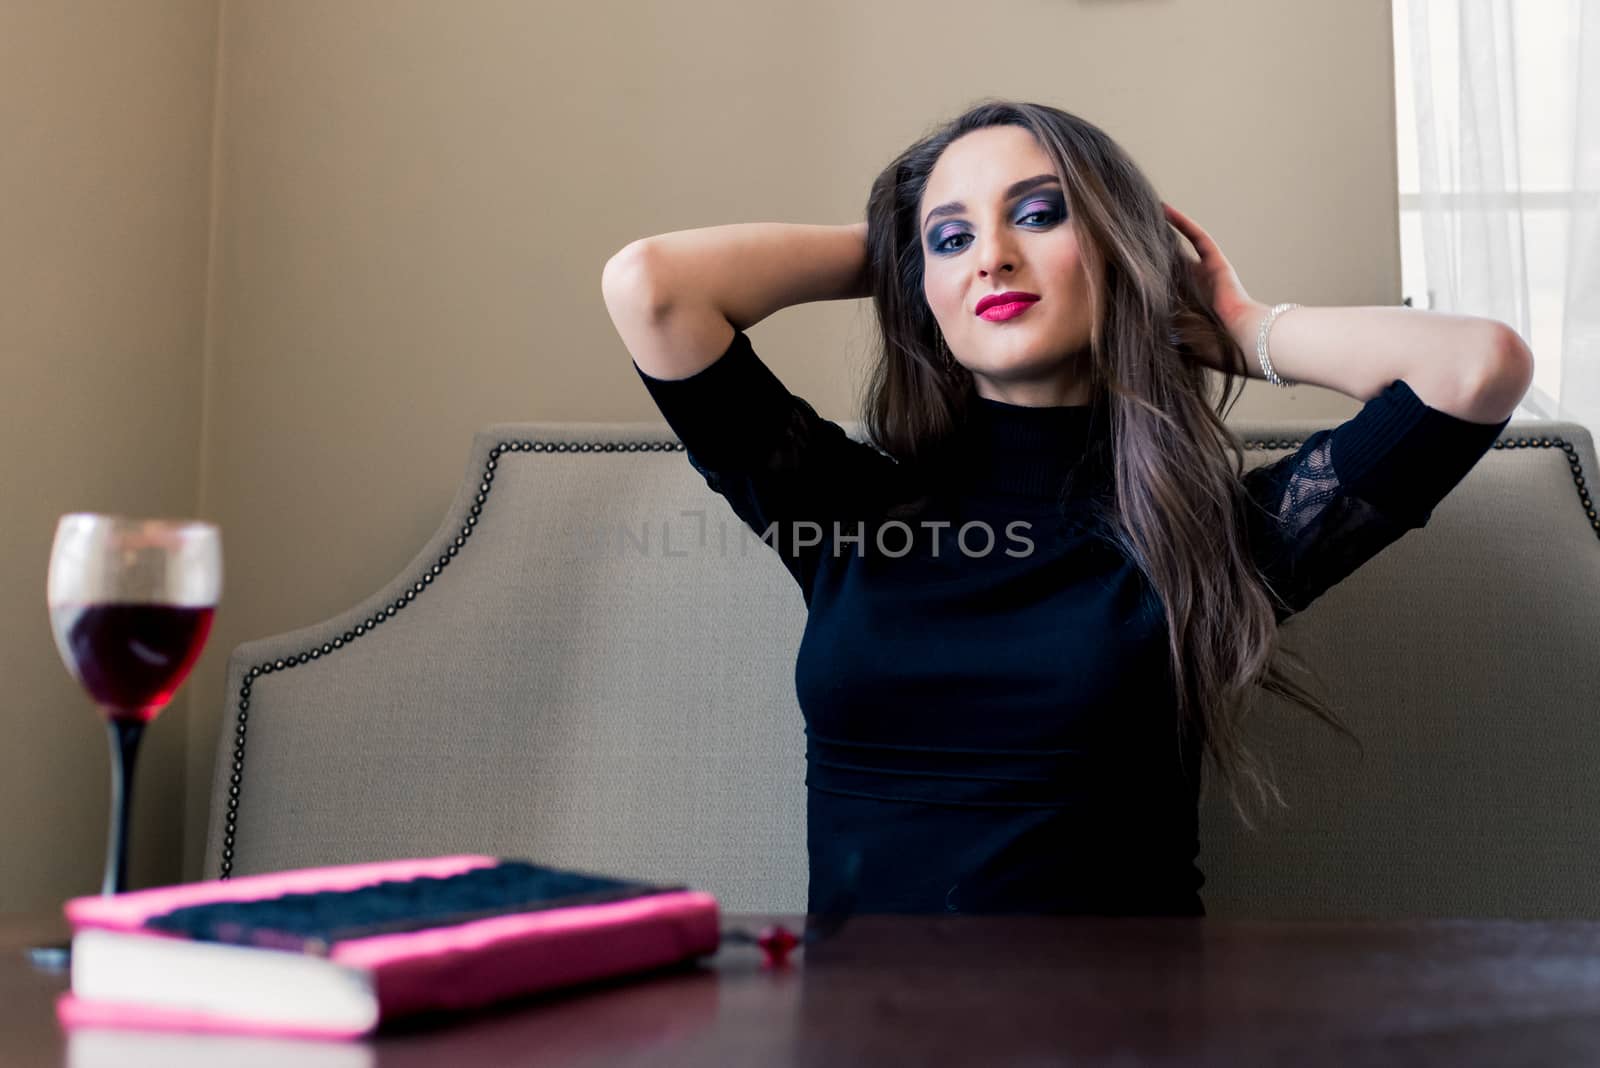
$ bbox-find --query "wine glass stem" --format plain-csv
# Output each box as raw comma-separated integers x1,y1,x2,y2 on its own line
102,718,146,897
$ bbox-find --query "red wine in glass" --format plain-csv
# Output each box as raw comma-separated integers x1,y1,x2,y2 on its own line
49,603,215,723
47,515,222,912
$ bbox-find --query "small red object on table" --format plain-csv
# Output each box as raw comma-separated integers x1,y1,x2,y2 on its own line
755,924,800,968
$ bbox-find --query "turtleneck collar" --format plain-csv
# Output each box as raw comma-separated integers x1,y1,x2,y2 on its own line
949,393,1113,504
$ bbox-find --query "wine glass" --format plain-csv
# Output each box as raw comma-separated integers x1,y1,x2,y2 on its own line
46,514,221,899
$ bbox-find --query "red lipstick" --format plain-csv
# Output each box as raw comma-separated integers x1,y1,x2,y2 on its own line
975,291,1040,321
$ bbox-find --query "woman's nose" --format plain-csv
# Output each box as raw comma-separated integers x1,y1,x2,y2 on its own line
975,236,1016,277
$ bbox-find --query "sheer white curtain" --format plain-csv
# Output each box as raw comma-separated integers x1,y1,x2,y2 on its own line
1394,0,1599,429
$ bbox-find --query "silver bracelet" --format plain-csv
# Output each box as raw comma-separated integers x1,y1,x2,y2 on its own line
1256,302,1300,388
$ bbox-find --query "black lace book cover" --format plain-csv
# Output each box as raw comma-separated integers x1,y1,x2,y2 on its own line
57,854,721,1037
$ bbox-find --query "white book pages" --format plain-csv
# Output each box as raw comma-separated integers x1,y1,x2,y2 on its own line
70,928,379,1033
67,1028,375,1068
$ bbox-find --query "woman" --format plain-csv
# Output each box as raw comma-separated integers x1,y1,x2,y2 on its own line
600,99,1532,918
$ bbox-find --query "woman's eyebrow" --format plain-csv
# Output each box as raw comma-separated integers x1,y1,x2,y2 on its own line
923,174,1061,229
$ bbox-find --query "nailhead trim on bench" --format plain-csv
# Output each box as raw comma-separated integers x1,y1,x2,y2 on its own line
219,439,685,877
217,433,1592,878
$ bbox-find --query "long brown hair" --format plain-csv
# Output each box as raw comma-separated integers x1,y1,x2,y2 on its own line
858,99,1362,830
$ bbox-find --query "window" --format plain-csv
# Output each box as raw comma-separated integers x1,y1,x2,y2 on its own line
1393,0,1589,420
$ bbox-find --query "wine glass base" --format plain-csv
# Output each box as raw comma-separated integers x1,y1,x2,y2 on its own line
24,941,71,971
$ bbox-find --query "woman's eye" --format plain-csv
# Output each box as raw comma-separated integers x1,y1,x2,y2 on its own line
932,208,1061,253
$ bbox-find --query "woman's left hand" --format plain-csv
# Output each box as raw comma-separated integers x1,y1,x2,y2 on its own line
1162,201,1265,356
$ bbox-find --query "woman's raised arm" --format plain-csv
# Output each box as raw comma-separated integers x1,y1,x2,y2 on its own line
601,222,869,381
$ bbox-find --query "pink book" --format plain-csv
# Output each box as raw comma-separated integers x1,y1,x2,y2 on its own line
56,854,722,1039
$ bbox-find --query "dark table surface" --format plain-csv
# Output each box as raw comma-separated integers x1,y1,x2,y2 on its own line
12,909,1600,1066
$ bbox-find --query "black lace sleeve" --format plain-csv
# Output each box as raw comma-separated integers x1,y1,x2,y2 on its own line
1240,378,1511,624
633,327,900,603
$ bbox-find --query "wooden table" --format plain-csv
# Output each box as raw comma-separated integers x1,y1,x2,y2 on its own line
11,910,1600,1065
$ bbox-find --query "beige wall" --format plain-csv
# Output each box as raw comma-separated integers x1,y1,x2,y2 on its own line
0,1,221,910
0,0,1403,900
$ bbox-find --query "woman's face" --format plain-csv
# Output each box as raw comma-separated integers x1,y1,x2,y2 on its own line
919,125,1096,407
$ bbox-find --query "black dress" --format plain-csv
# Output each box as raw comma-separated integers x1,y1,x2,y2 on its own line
634,328,1510,917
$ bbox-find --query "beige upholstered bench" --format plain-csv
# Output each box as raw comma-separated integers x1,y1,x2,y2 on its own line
206,416,1600,918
